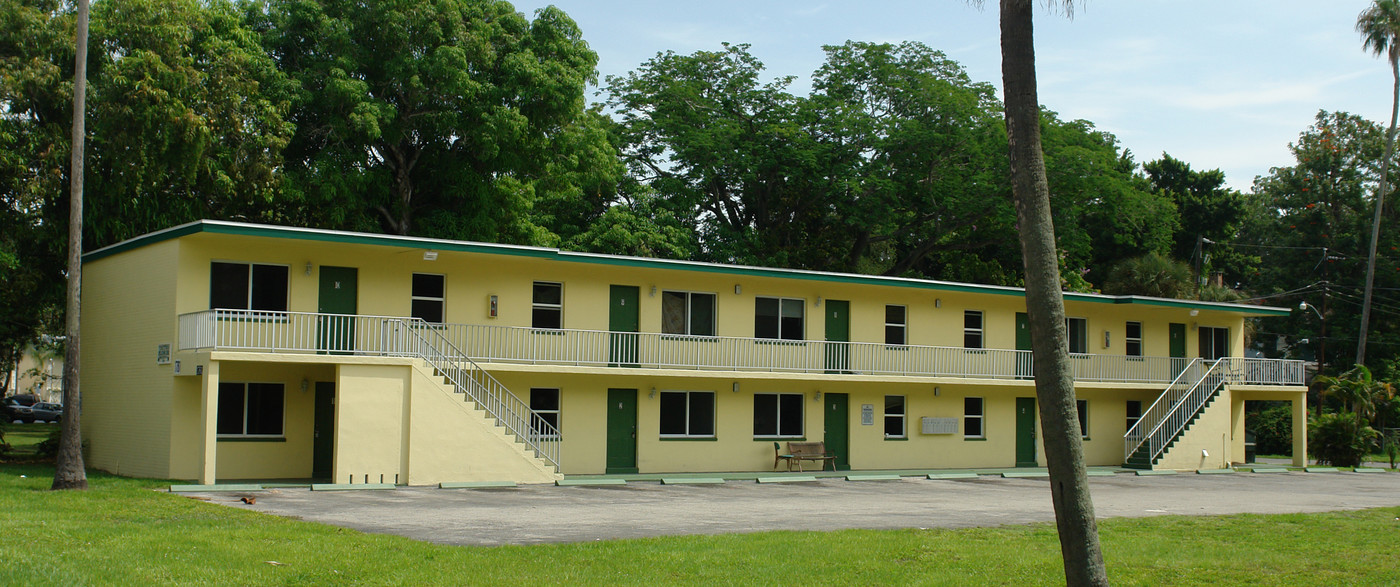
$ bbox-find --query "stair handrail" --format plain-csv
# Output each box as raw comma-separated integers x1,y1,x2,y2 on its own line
389,318,560,470
1124,358,1227,463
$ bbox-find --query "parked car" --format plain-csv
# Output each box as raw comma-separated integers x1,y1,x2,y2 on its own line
6,401,35,423
29,402,62,423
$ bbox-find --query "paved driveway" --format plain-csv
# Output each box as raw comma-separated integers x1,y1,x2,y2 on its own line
187,472,1400,546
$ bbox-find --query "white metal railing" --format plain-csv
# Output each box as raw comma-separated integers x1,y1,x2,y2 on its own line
178,310,560,471
1124,358,1227,464
178,311,1305,387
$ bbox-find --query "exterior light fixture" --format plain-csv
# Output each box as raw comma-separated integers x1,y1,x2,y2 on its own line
423,251,438,261
734,284,742,294
304,262,313,276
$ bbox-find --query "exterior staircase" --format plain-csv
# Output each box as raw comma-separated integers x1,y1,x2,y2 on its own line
397,320,561,472
1123,358,1230,470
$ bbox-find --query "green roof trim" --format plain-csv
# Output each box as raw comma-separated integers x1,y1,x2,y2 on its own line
82,220,1292,317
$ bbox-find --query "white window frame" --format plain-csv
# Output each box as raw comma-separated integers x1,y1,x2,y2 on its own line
1125,321,1143,357
1126,400,1142,433
529,388,560,439
964,396,985,439
884,395,907,439
885,305,907,346
411,273,446,323
1066,317,1088,354
659,390,716,438
964,310,984,349
532,281,563,329
752,392,804,438
755,297,805,341
216,381,285,438
662,290,717,336
1200,326,1230,360
210,261,289,312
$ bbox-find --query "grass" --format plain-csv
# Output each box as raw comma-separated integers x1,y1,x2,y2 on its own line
1,422,57,460
2,463,1399,586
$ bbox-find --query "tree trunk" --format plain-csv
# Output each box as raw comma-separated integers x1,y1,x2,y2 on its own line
999,1,1106,584
53,0,91,491
1356,51,1399,366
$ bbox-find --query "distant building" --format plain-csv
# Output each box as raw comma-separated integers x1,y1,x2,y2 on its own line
81,221,1309,485
5,339,63,403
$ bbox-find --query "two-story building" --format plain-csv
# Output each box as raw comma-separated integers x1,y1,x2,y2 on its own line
81,220,1308,485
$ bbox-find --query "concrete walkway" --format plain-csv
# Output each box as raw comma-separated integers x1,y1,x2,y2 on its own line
182,470,1400,546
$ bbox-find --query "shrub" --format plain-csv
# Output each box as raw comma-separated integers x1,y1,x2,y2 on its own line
1309,412,1379,467
35,428,61,459
1249,403,1293,456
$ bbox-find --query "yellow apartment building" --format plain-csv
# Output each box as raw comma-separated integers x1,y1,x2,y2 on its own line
81,220,1308,485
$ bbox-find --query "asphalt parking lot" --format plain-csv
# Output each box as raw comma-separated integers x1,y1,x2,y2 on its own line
184,471,1400,546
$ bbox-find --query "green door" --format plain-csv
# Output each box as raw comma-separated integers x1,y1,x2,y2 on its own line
313,382,335,480
1016,397,1038,467
824,393,850,471
1015,312,1033,379
609,285,640,367
824,300,850,373
605,388,638,474
1169,322,1187,375
317,266,358,354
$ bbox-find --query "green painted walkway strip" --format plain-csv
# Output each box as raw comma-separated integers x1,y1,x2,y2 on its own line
1352,467,1388,473
311,483,396,491
661,477,726,485
1305,467,1341,473
556,478,627,486
757,476,818,483
845,474,902,481
439,481,517,489
1195,468,1236,475
1249,468,1289,474
1134,469,1177,476
927,472,981,480
169,483,262,493
1001,471,1050,478
1086,470,1117,477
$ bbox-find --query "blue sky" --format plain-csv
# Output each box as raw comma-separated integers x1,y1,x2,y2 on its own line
513,0,1392,192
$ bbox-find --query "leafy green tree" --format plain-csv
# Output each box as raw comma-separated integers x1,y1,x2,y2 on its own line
606,42,822,266
1100,252,1192,298
251,0,610,242
84,0,297,247
1355,0,1400,364
807,41,1014,278
1143,153,1251,285
996,0,1108,584
1244,111,1398,372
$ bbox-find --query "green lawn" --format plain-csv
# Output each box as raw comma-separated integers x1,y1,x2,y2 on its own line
1,422,57,459
2,463,1398,586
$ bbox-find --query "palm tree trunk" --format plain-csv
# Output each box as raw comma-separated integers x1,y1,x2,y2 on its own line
53,0,91,491
1357,51,1399,366
999,1,1107,584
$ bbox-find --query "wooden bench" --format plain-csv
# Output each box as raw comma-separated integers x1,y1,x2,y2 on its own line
774,441,837,472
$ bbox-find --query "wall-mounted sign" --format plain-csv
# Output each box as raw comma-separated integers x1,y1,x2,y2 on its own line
861,404,874,426
156,344,172,365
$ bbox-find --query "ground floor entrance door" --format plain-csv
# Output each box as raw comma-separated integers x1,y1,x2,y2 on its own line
606,388,638,474
1016,397,1038,467
824,393,850,471
313,382,335,480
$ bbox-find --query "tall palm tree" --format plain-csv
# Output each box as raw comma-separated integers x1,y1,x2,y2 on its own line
998,0,1108,584
1356,0,1400,366
53,0,91,491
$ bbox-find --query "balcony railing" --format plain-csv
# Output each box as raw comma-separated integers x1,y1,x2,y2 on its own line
178,310,1306,387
